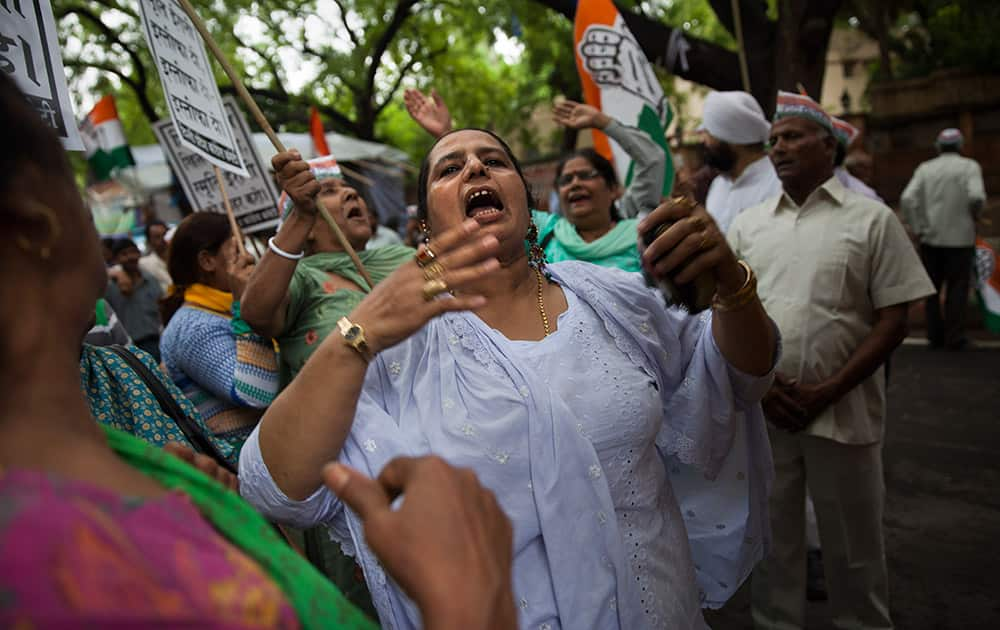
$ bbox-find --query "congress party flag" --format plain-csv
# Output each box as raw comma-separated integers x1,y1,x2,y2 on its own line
974,237,1000,335
79,95,135,182
574,0,674,195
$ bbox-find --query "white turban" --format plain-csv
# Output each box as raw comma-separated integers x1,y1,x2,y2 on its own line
699,91,771,145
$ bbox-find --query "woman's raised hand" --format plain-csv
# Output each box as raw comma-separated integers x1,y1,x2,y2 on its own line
349,219,500,355
553,99,611,131
404,88,453,139
272,150,319,215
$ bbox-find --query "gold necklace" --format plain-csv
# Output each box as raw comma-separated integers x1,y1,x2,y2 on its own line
534,267,551,336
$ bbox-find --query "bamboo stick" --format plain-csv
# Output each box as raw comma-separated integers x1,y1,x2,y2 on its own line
175,0,373,289
213,166,248,257
731,0,752,93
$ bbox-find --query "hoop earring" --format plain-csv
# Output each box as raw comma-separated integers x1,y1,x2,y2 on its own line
525,221,548,274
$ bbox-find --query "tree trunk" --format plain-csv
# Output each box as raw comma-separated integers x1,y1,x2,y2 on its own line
772,0,844,105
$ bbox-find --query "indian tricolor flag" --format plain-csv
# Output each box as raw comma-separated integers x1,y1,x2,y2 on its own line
79,95,134,182
975,237,1000,334
574,0,674,195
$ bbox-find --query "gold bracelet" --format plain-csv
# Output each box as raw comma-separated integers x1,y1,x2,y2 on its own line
711,260,758,312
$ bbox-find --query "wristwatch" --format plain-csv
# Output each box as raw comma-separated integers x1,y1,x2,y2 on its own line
337,317,373,363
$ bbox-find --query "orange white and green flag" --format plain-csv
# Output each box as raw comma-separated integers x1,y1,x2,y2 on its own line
79,95,134,182
975,237,1000,334
574,0,674,195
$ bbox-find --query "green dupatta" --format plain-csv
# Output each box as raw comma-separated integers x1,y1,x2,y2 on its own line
104,425,377,630
533,210,641,272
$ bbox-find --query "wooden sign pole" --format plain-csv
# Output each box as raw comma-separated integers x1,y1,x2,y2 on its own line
213,166,248,257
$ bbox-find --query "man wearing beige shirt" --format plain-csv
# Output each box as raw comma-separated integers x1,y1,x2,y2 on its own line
729,92,934,630
901,128,986,349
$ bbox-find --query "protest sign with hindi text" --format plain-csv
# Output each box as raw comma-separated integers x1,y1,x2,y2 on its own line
154,96,279,234
139,0,247,177
1,0,84,150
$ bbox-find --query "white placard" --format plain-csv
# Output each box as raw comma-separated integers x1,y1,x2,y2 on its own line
138,0,247,177
1,0,84,150
154,97,279,234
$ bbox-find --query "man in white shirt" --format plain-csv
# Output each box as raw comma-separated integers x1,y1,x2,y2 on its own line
730,91,934,630
901,128,986,349
139,219,172,293
700,91,782,235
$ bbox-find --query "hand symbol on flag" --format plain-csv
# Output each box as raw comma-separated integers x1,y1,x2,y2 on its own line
578,24,665,118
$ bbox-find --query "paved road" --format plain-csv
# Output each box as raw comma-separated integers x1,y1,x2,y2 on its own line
704,343,1000,629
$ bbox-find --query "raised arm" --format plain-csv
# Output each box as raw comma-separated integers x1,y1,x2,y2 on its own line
256,219,502,500
553,99,667,218
404,88,454,139
240,151,317,339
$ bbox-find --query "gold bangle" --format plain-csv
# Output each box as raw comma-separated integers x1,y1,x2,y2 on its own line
712,260,757,312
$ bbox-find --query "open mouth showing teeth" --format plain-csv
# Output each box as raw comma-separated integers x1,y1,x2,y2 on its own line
346,206,365,219
465,189,504,218
567,190,590,203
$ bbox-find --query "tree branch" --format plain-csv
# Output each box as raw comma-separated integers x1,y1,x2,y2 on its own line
219,85,360,135
231,32,288,97
331,0,362,48
374,46,445,118
363,0,420,101
58,6,158,122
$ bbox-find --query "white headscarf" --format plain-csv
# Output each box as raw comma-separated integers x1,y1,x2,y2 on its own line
699,91,771,145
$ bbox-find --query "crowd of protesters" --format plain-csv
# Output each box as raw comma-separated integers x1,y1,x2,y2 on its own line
2,55,988,629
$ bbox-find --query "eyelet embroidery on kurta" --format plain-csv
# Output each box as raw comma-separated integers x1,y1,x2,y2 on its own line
388,360,402,376
363,439,377,453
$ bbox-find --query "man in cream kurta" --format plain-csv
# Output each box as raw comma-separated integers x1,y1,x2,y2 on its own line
730,92,934,630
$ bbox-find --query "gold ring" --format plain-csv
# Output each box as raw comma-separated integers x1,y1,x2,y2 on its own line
698,232,713,251
422,278,450,301
688,215,706,231
415,244,437,267
672,195,697,212
422,260,446,281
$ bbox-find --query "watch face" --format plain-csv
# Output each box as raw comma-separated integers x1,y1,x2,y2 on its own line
344,325,361,341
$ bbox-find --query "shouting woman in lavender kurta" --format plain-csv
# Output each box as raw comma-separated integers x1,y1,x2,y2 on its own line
240,128,780,629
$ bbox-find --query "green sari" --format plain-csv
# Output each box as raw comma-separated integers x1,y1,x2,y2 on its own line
105,425,376,630
278,244,413,385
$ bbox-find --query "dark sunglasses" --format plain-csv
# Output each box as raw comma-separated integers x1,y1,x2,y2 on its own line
556,169,601,187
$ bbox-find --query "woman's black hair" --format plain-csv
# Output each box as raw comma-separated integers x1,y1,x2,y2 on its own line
160,212,232,325
416,128,536,226
553,148,621,221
